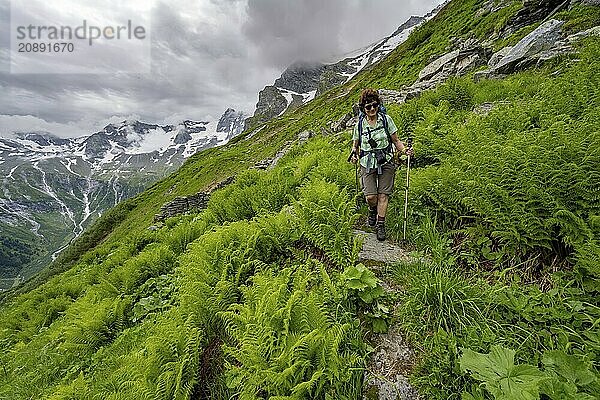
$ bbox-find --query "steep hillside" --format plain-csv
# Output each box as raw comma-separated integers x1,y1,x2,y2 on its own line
0,112,246,289
1,1,599,399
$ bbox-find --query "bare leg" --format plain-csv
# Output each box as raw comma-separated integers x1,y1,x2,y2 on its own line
366,194,378,208
377,193,389,218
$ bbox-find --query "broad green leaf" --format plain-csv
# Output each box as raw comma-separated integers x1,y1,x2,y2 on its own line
540,374,595,400
460,346,547,400
495,364,547,400
542,350,597,386
460,346,517,382
346,279,368,290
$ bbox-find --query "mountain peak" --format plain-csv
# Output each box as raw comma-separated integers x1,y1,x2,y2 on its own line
217,108,247,140
16,131,71,147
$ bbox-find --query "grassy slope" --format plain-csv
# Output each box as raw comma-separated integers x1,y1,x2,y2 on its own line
1,1,599,398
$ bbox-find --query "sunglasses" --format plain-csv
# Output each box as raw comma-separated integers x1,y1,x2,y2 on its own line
364,102,379,111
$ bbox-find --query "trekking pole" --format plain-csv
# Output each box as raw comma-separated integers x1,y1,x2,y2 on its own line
403,138,413,241
355,161,360,211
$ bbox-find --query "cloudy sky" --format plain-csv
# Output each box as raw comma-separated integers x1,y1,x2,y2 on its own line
0,0,445,138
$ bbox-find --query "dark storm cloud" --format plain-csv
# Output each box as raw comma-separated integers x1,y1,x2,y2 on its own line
243,0,347,68
0,0,445,138
243,0,445,68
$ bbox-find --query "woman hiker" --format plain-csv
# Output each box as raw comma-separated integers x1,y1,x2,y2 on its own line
350,88,413,241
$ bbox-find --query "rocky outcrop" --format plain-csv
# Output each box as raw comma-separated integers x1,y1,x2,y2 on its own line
153,176,235,222
331,113,353,133
173,130,192,145
243,86,289,131
417,38,491,85
493,19,565,73
374,39,492,108
253,130,315,170
499,0,567,38
275,61,327,94
475,19,600,81
217,108,246,141
253,141,294,171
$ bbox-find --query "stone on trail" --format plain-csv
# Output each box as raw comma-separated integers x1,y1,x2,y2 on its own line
363,326,421,400
354,230,412,265
354,229,423,400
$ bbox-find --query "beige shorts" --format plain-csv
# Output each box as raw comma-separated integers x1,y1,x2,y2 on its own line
360,162,397,196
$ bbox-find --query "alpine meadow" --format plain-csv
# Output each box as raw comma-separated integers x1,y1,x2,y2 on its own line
1,1,600,399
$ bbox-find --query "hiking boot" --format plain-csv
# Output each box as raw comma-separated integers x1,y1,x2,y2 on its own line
368,207,377,227
376,222,386,241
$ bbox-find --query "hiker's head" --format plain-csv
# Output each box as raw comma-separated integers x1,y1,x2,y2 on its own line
359,88,380,114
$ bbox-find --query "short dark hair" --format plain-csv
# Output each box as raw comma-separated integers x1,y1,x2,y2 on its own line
359,88,380,112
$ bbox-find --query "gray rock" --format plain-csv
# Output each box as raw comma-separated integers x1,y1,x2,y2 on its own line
418,50,460,82
379,89,408,106
362,326,421,400
566,25,600,43
217,108,246,140
154,177,234,222
243,86,288,131
455,51,485,75
488,46,513,69
173,130,192,145
297,130,314,144
473,69,507,82
267,141,294,170
275,61,326,94
331,113,353,133
494,19,564,73
408,41,491,97
354,230,412,265
500,0,566,37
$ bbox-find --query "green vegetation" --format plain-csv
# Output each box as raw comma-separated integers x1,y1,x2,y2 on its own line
1,1,599,399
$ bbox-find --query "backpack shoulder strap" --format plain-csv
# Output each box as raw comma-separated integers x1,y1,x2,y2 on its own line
357,112,365,151
378,105,393,149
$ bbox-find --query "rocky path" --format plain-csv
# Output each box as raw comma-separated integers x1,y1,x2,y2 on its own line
354,230,422,400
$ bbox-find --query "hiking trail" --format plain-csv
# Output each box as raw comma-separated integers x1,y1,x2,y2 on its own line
355,230,422,400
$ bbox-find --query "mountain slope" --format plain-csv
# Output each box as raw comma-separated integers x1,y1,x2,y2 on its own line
1,1,599,399
0,111,246,288
242,9,445,131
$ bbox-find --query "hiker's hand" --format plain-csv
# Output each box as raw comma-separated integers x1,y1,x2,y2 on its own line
405,147,414,157
350,152,359,164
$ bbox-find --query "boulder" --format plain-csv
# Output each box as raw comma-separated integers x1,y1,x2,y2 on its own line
417,43,490,85
378,89,407,105
331,113,353,133
297,130,314,144
566,25,600,43
418,50,460,81
494,19,564,74
488,46,513,69
500,0,566,37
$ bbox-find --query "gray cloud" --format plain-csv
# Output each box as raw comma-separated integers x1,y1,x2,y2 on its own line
0,0,445,138
243,0,347,68
243,0,445,68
